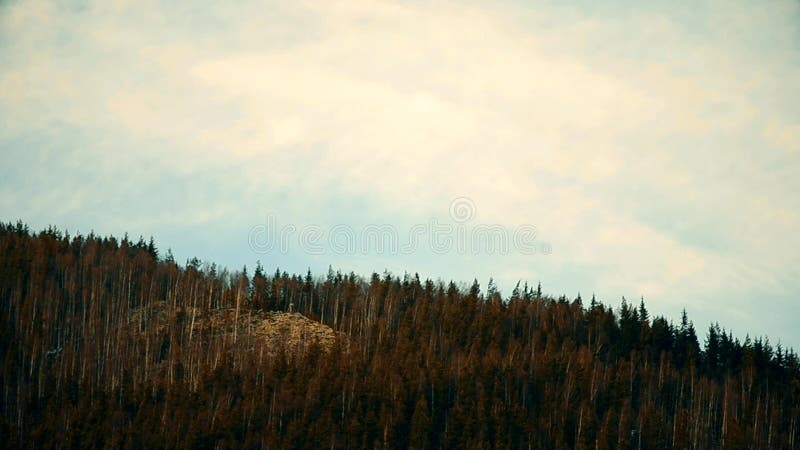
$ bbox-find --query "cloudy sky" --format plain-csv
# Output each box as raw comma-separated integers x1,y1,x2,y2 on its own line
2,0,799,348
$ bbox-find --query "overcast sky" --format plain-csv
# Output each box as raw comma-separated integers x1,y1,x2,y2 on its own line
2,0,799,349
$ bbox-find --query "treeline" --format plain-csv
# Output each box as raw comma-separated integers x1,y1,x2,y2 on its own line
1,221,799,449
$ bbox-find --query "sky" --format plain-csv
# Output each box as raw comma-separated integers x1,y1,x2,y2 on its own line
1,0,799,349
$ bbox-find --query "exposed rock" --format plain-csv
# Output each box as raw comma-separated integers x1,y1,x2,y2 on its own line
255,311,338,354
132,302,341,356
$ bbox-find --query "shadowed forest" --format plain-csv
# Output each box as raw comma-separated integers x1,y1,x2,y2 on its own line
1,221,798,449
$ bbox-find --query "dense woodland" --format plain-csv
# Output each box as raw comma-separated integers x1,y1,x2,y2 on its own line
1,221,799,449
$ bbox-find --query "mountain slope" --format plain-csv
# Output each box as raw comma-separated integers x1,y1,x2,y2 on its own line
1,222,798,448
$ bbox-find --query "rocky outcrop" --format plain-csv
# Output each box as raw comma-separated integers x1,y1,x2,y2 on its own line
132,303,341,356
255,311,338,353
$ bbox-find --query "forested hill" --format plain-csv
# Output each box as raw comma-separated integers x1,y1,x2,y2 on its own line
1,221,799,449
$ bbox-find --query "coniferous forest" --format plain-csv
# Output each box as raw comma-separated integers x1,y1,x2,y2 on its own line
1,221,799,449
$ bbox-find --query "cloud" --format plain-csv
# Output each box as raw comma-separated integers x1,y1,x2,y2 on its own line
1,0,799,347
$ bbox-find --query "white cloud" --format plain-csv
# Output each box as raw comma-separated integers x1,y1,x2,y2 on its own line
1,0,800,346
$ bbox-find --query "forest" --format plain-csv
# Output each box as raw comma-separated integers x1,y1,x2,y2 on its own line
1,221,799,449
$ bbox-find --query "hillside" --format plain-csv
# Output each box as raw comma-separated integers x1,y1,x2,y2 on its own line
1,222,799,449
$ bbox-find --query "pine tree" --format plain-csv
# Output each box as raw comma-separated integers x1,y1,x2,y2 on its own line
638,297,649,323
